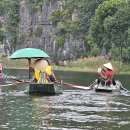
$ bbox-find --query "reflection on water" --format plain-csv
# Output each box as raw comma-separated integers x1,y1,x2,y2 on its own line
0,69,130,130
31,96,53,129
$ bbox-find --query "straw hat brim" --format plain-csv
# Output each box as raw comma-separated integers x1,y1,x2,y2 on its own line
34,59,48,71
103,63,113,70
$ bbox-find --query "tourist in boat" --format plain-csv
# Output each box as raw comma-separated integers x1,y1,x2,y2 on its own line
29,59,47,83
29,59,56,83
96,63,115,86
45,59,57,82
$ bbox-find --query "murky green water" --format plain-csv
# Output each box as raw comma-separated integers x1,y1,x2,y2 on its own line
0,69,130,130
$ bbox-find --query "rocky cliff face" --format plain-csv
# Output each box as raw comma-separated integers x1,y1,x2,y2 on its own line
2,0,86,63
18,0,59,61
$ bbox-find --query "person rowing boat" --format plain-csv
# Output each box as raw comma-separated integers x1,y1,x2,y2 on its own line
96,63,116,87
0,63,5,85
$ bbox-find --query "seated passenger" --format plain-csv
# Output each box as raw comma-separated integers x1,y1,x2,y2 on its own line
29,59,56,83
97,63,115,86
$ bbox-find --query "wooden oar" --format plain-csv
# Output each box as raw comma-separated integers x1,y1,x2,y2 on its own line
62,82,91,90
120,86,129,92
0,81,31,87
116,80,129,92
8,77,26,82
56,81,94,90
0,76,32,87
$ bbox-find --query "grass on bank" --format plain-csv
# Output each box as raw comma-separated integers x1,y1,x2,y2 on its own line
54,56,121,73
1,56,130,74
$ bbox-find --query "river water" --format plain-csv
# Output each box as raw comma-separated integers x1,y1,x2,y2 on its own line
0,69,130,130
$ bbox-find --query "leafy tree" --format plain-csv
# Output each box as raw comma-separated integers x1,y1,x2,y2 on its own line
32,25,43,37
51,0,106,51
104,0,130,64
91,45,100,57
0,0,20,51
0,28,6,42
87,0,130,63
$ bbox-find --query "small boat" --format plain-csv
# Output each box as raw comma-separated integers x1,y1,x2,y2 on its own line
93,80,122,93
29,82,62,95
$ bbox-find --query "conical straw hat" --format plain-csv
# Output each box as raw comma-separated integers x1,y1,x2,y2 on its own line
103,63,113,70
34,59,49,72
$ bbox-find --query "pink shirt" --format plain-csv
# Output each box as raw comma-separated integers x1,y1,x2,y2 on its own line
0,64,2,71
105,70,113,85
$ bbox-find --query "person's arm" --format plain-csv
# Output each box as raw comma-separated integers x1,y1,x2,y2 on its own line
99,66,107,80
101,65,107,72
99,72,105,79
99,72,107,79
51,71,57,81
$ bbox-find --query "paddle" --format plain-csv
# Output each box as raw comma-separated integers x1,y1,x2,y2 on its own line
9,77,31,84
0,81,30,87
116,80,129,92
120,86,129,92
1,75,32,87
8,77,27,82
55,80,95,90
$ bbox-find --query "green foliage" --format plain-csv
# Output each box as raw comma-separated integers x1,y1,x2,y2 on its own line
88,0,124,47
32,25,43,37
0,28,6,42
56,23,67,34
54,35,65,47
0,0,130,63
111,47,120,60
27,2,37,12
51,10,63,26
49,0,107,50
69,21,81,35
27,0,57,12
87,0,130,61
0,0,20,50
91,46,100,57
17,34,26,45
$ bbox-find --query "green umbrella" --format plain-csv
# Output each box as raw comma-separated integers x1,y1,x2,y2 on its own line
9,48,49,59
9,48,49,78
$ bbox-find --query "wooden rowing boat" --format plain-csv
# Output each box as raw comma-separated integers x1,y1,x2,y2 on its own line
29,82,62,95
93,80,121,93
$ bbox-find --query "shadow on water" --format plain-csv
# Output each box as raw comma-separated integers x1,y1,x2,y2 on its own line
0,68,130,130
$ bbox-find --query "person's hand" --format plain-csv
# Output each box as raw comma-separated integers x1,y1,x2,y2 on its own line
97,67,101,74
101,65,104,69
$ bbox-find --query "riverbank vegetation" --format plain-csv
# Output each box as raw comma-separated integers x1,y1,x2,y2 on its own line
51,0,130,64
0,0,130,70
1,56,130,74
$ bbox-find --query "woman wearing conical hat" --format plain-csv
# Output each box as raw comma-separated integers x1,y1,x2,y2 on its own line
29,59,56,83
97,63,115,86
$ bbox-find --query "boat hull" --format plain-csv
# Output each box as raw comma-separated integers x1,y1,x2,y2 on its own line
95,86,114,93
29,83,62,95
94,80,121,93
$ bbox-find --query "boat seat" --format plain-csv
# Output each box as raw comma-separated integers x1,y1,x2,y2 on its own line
105,77,110,86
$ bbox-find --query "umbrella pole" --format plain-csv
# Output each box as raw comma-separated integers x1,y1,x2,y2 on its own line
28,58,31,79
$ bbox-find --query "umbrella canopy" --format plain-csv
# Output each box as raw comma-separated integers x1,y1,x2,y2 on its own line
9,48,49,59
